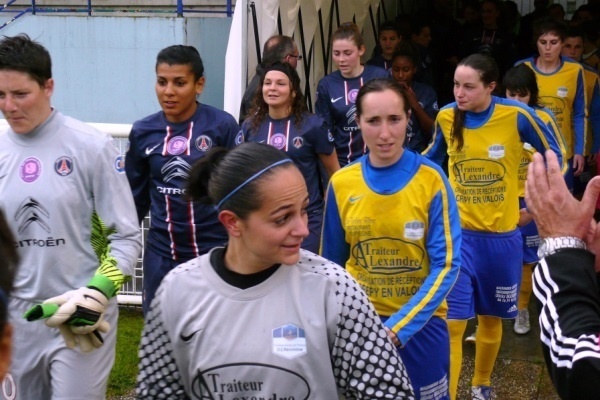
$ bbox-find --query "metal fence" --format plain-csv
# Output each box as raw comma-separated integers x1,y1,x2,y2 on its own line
110,130,145,305
0,0,235,30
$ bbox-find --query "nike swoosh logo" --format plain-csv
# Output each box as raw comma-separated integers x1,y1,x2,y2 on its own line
83,294,103,305
349,195,364,203
331,96,343,103
180,328,203,342
145,143,162,155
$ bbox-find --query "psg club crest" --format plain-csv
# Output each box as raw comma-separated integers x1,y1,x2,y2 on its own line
292,137,304,149
195,135,213,152
20,157,42,183
271,323,307,359
269,133,287,150
54,156,74,177
167,136,188,155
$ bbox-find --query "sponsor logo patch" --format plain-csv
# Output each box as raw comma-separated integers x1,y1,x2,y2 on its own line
167,136,188,155
404,220,425,240
348,89,359,103
20,157,42,183
488,144,505,159
272,323,307,359
269,133,287,150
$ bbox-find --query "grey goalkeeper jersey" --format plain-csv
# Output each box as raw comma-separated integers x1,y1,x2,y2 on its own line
0,110,141,302
137,249,415,399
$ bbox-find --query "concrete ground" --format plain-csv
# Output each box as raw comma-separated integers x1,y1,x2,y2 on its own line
456,301,560,400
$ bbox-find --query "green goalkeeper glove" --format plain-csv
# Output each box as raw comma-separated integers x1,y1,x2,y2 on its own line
24,275,113,351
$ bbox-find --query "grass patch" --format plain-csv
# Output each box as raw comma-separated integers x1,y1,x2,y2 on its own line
107,306,144,398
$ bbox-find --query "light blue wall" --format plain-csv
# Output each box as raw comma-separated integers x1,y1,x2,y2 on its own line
0,15,232,123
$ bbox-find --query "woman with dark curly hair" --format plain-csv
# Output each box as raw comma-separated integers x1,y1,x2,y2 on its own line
241,62,339,253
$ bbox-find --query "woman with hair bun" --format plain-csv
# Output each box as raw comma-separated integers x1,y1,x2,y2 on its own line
136,142,415,399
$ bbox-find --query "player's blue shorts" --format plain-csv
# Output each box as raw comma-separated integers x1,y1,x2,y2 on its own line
447,228,522,320
518,198,540,264
382,316,450,400
142,245,188,315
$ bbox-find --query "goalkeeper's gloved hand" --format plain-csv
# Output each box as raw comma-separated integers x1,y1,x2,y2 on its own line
24,275,114,351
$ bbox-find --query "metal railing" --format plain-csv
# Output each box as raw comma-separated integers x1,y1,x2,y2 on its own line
0,1,234,30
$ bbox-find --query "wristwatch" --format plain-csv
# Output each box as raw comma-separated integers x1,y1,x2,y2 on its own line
537,236,586,259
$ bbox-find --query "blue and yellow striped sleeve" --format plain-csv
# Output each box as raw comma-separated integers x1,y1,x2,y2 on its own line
517,108,567,175
320,183,350,267
422,120,448,165
384,165,461,345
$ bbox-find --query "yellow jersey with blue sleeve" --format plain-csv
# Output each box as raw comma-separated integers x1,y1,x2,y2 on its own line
518,56,587,159
321,150,461,345
518,106,567,197
423,96,565,232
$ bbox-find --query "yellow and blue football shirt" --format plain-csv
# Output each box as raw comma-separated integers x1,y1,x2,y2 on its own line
423,96,565,232
321,149,461,345
518,56,587,158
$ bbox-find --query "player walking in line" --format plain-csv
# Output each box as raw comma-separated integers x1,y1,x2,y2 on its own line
316,22,390,166
125,45,241,315
242,62,339,253
0,34,141,398
136,142,415,399
321,78,460,400
391,46,439,153
423,53,565,400
367,21,403,71
516,17,588,191
503,63,567,335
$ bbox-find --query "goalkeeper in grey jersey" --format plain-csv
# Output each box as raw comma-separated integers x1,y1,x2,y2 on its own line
0,34,141,399
137,143,415,399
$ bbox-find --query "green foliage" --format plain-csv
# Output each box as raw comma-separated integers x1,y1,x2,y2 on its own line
107,307,144,398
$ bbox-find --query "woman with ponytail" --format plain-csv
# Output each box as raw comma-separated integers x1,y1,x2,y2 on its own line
423,53,565,400
137,142,415,399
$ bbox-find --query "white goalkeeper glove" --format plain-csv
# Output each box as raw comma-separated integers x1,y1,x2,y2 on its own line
24,275,114,351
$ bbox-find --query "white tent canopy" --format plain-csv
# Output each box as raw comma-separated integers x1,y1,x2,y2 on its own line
224,0,404,121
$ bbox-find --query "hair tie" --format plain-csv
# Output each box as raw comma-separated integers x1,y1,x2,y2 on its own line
216,159,293,210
